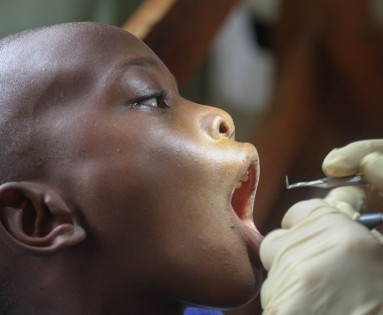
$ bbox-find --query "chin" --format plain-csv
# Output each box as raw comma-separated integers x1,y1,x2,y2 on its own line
187,286,260,311
183,259,262,310
218,267,261,309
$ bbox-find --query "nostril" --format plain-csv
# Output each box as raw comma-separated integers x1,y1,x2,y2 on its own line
218,118,235,139
200,107,235,140
219,121,229,135
216,115,235,140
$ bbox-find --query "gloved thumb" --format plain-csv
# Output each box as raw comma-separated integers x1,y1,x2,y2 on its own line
324,186,365,219
360,152,383,196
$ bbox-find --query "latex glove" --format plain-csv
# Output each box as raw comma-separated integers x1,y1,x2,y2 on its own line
323,139,383,210
260,187,383,315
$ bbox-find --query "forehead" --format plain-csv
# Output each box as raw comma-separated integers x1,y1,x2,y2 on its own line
1,23,169,110
1,23,163,82
34,24,158,71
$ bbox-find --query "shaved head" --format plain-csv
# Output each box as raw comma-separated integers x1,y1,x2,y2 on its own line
0,22,142,183
0,24,73,183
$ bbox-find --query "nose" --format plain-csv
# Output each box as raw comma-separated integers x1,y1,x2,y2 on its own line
201,107,235,140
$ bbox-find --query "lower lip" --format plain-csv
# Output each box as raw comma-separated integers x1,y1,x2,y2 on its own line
237,219,264,269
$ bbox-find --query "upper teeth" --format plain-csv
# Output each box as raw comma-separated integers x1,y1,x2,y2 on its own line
235,170,249,189
241,170,249,182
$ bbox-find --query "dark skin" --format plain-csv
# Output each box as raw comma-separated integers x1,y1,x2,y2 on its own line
0,22,263,314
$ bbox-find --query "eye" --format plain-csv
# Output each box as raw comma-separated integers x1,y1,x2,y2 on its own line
132,93,169,109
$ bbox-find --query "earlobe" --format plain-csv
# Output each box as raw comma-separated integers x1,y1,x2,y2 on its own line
0,182,86,255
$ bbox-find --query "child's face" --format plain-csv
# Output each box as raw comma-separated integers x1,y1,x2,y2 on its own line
31,24,263,308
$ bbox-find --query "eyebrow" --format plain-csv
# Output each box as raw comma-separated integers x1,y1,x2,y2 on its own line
108,56,178,88
105,57,160,83
117,56,160,69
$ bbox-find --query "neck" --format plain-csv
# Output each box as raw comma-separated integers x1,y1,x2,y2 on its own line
16,285,185,315
12,259,186,315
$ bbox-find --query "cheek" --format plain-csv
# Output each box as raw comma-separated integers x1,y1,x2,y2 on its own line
71,135,261,306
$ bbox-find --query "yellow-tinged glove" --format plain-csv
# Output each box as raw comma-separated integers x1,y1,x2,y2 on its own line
323,139,383,211
260,187,383,315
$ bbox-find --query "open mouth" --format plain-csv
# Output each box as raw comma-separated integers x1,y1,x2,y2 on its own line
231,162,257,221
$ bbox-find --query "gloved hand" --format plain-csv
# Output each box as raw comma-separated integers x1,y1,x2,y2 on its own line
260,187,383,315
322,139,383,211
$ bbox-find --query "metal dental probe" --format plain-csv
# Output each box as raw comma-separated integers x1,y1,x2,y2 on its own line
286,175,366,189
357,213,383,229
286,175,383,229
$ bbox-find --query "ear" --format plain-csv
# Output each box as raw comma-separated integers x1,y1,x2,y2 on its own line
0,181,86,255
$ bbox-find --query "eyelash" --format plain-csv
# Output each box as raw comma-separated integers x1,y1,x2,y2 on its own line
131,92,170,109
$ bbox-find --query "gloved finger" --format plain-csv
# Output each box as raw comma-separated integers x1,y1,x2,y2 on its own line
322,139,383,177
281,199,332,229
371,229,383,243
361,152,383,194
260,229,289,270
261,195,369,271
325,186,365,218
325,187,383,242
326,151,383,210
261,203,335,271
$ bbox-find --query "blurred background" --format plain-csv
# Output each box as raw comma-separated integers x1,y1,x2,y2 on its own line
2,0,383,313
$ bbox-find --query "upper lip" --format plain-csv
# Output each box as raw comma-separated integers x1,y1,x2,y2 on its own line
230,158,258,223
230,148,263,268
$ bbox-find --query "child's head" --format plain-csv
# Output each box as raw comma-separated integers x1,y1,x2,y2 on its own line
0,22,262,314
